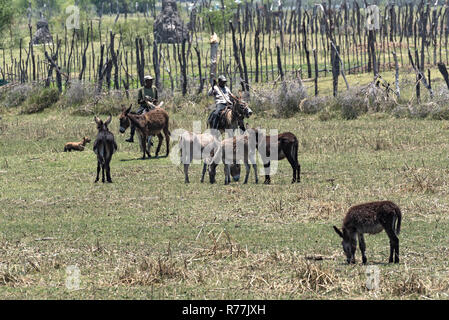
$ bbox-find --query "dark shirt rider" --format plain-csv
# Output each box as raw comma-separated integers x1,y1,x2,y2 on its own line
208,75,234,129
126,75,158,143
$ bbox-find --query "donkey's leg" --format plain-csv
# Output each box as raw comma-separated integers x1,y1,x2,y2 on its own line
146,135,152,158
358,233,367,264
184,164,190,183
224,164,231,185
155,133,163,157
95,161,100,183
263,162,271,184
101,164,105,183
243,162,250,184
252,164,258,184
385,228,400,263
201,162,207,183
140,134,146,159
106,160,112,183
285,150,297,184
164,127,170,156
294,144,301,183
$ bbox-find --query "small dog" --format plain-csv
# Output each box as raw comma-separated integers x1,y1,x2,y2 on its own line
64,136,91,152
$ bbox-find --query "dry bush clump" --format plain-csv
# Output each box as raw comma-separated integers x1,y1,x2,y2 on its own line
293,260,338,293
1,83,35,108
116,257,186,286
60,80,96,108
399,165,442,194
249,85,278,113
71,90,127,116
299,96,329,114
276,79,308,117
336,83,397,119
0,264,32,287
390,272,430,296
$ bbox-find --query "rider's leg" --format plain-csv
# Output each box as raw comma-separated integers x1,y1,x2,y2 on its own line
213,104,226,129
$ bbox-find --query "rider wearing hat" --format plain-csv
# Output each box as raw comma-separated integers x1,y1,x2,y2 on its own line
208,75,234,130
126,75,158,143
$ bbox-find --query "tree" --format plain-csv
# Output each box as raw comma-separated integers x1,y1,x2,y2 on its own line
0,0,14,34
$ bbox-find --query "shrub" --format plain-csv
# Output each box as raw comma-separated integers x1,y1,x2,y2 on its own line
60,80,96,108
2,84,35,108
276,79,308,117
21,87,60,114
336,88,366,120
250,85,277,113
71,90,127,116
299,96,329,114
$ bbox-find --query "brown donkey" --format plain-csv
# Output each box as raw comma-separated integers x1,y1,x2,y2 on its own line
258,132,300,184
333,201,402,264
93,116,117,183
119,105,170,159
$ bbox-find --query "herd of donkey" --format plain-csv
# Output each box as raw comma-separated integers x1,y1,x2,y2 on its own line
62,95,402,266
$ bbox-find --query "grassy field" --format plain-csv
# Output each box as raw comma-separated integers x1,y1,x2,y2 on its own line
1,86,449,299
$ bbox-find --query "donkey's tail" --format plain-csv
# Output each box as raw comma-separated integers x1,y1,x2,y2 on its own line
395,206,402,236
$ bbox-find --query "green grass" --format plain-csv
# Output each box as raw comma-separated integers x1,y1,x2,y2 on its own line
0,96,449,299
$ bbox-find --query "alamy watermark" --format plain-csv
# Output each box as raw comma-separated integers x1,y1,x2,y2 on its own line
65,265,80,291
365,265,380,290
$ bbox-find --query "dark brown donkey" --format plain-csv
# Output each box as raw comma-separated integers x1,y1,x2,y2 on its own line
119,105,170,159
257,132,301,184
333,201,402,264
93,116,117,183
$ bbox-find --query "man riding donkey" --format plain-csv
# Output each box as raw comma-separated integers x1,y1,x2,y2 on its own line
207,75,241,131
126,75,159,143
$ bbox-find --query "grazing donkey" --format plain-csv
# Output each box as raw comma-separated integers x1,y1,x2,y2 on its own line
93,115,117,183
64,136,91,152
333,201,402,264
258,131,301,184
119,105,170,159
179,131,220,183
209,128,263,184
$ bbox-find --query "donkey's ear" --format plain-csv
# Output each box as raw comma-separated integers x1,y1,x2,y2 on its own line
105,115,112,126
333,226,343,238
125,105,132,114
94,116,101,124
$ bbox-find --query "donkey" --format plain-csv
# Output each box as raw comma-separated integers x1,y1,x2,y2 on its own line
179,131,221,183
209,128,263,185
257,131,301,184
333,201,402,264
64,136,91,152
93,116,117,183
119,105,170,159
207,94,253,135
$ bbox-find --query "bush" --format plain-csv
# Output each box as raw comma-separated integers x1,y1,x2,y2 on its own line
2,84,35,108
276,79,308,117
21,87,60,114
249,86,277,114
60,80,96,108
299,96,329,114
335,87,366,120
71,90,127,116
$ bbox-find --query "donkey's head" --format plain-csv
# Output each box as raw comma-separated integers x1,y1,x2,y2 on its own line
333,226,357,264
119,105,132,133
95,115,112,132
232,93,253,119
